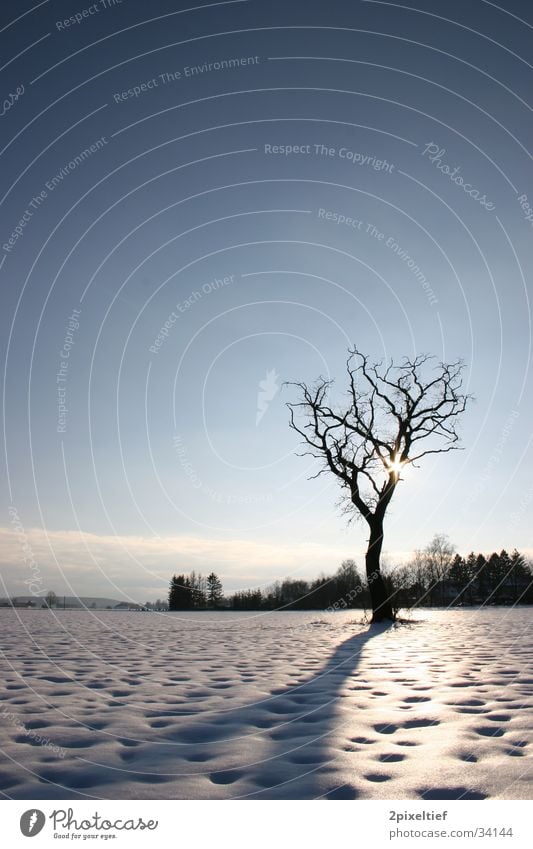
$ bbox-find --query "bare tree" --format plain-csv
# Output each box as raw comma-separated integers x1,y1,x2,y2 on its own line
420,533,456,605
287,349,470,622
45,590,57,608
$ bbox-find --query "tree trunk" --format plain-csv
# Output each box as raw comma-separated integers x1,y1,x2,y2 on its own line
365,519,394,622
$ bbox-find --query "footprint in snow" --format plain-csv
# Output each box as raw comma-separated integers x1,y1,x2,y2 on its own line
402,718,440,729
457,752,478,762
418,786,487,800
373,723,398,735
474,726,505,737
209,769,244,785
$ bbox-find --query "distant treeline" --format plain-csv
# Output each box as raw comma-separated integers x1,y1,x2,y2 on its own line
168,538,533,612
387,544,532,610
229,539,533,612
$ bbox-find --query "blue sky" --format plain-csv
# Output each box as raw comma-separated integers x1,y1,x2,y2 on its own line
1,0,532,601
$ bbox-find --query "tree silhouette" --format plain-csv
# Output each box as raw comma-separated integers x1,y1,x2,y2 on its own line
168,575,180,610
423,533,456,605
45,590,57,608
168,574,193,610
448,553,472,603
510,549,531,600
206,572,223,608
288,348,470,622
224,545,531,611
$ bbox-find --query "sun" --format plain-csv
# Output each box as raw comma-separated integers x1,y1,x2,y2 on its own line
386,455,406,476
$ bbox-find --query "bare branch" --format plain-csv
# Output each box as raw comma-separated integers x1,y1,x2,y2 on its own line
287,348,471,526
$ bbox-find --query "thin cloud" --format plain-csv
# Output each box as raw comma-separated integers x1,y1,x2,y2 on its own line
0,526,356,599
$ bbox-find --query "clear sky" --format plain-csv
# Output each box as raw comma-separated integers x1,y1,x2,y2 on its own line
1,0,532,602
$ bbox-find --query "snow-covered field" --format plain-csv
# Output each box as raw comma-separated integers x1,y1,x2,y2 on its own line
0,608,531,800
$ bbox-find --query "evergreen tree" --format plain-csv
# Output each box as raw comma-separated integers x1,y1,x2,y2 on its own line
464,552,478,604
168,575,181,610
474,554,488,601
448,554,469,603
168,574,194,609
486,552,503,603
495,550,512,603
182,576,194,608
509,550,532,602
206,572,223,608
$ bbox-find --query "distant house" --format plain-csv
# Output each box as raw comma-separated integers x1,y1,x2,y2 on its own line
113,602,142,611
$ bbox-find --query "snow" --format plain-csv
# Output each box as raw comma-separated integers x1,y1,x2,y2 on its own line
0,608,531,799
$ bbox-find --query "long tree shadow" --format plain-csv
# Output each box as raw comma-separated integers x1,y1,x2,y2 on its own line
4,620,389,800
204,620,392,799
